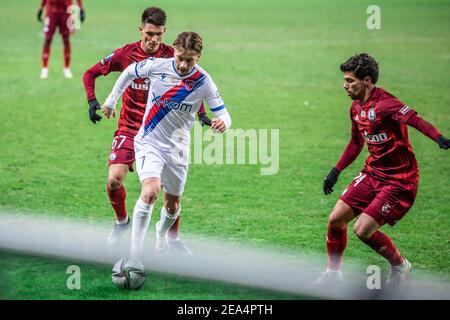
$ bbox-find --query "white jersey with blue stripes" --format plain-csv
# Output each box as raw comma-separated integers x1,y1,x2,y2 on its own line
105,57,230,157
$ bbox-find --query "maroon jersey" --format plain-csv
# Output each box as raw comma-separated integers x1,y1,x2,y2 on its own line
340,88,420,189
84,42,174,136
41,0,83,14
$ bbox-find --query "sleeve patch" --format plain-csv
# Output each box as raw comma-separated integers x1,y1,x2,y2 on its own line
399,105,411,115
100,52,114,66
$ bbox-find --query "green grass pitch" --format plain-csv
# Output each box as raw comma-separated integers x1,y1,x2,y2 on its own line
0,0,449,299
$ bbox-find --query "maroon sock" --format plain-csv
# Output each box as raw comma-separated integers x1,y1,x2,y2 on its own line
63,36,71,68
42,43,50,68
168,216,180,239
107,185,127,221
326,224,347,271
361,231,404,266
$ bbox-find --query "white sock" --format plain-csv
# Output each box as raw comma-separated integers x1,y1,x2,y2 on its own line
130,198,154,258
116,216,129,225
156,206,180,237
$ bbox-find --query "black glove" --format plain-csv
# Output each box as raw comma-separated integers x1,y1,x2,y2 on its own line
80,8,85,23
198,112,212,127
323,167,341,195
437,135,450,150
37,8,43,22
88,99,102,124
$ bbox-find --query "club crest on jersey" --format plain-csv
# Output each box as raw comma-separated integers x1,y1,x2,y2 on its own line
368,107,376,121
161,73,166,80
382,202,391,214
184,79,196,91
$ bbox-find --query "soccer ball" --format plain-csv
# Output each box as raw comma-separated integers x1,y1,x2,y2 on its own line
112,257,146,290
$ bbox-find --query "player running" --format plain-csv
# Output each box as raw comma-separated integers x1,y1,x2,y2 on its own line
317,53,450,289
37,0,85,79
102,31,231,258
83,8,210,253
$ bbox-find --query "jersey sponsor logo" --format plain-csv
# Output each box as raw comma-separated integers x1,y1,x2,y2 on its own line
368,107,376,121
131,78,150,91
363,130,388,143
109,152,117,161
154,98,193,112
161,73,167,80
399,105,411,115
101,52,114,66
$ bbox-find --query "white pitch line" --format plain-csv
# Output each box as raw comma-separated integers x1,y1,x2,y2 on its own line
0,212,449,299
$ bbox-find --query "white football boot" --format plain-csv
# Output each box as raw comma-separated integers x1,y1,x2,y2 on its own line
168,238,192,256
40,68,48,79
63,67,73,79
107,217,131,247
385,258,412,290
313,269,344,286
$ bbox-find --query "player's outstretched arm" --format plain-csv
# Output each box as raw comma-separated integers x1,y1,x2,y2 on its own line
197,103,211,126
437,135,450,150
37,0,45,22
406,113,450,150
103,63,138,118
323,119,364,195
210,107,231,133
83,64,104,124
323,167,341,195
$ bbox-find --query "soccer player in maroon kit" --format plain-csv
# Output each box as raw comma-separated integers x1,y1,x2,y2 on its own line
317,53,450,289
37,0,85,79
83,7,210,254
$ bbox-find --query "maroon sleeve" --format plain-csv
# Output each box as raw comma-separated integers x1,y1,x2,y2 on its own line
335,109,365,172
82,47,128,101
380,97,417,124
82,63,103,101
406,113,442,142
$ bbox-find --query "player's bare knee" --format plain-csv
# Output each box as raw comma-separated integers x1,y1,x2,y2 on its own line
353,223,371,241
140,184,160,204
107,176,123,191
328,210,348,228
164,200,180,214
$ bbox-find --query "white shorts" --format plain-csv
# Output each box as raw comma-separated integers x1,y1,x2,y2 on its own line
134,139,188,197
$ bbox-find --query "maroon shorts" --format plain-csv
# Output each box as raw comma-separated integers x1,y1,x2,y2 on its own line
340,171,418,226
108,132,135,172
44,12,72,38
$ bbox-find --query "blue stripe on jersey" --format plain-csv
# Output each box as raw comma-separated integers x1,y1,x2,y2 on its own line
143,74,207,135
135,63,141,78
210,105,225,112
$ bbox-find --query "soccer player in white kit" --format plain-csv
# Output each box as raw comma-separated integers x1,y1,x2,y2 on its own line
102,32,231,258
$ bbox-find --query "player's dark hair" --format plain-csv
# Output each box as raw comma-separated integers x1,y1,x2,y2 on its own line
173,32,203,54
141,7,166,26
340,53,379,84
